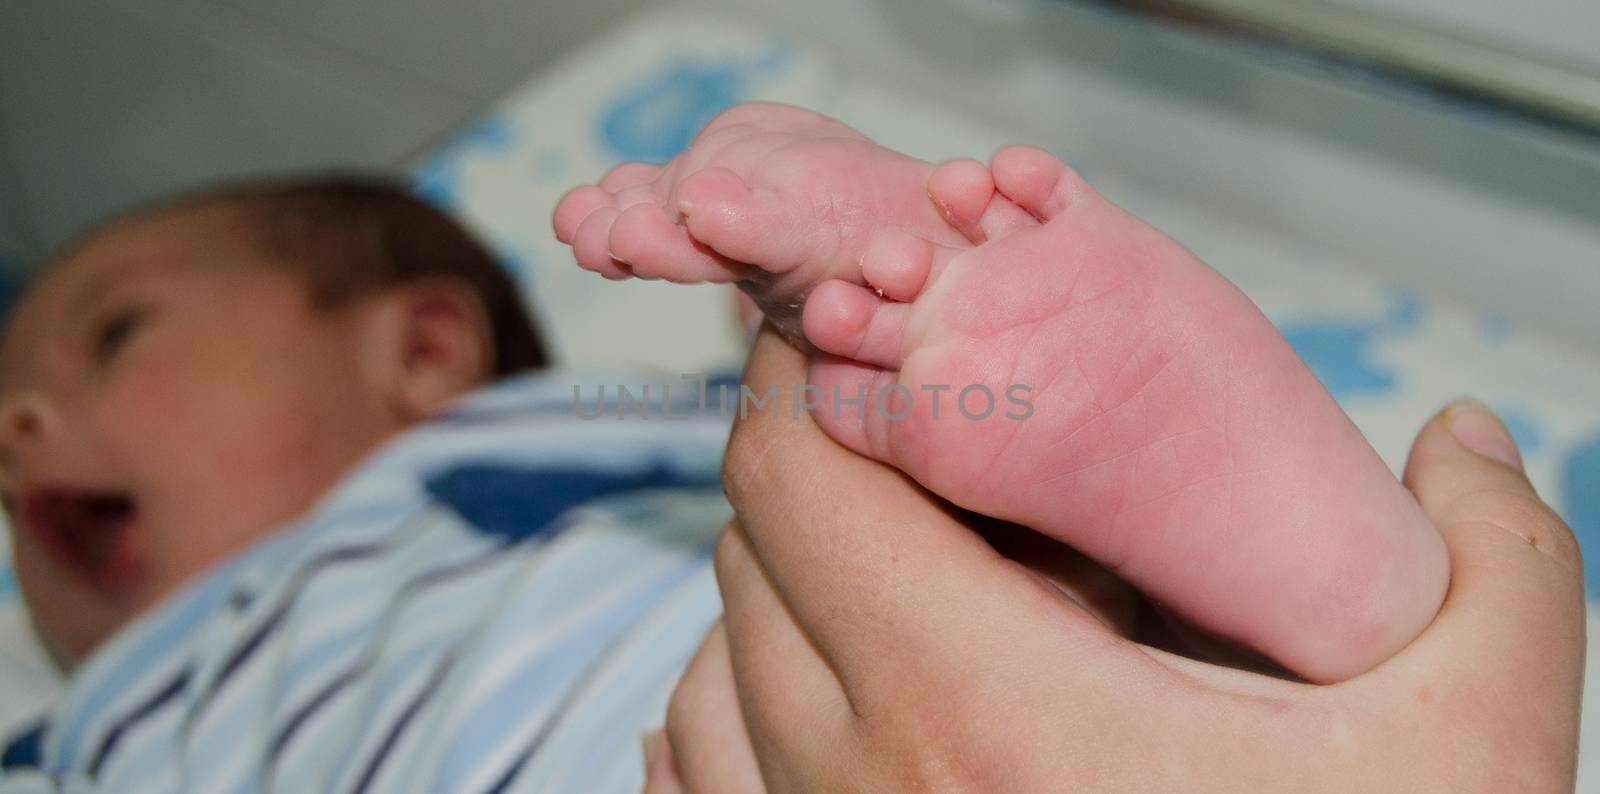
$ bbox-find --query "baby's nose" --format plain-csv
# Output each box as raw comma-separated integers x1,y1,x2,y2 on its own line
0,393,57,469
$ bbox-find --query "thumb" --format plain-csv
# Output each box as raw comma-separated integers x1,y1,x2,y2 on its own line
1402,397,1583,593
1389,397,1584,706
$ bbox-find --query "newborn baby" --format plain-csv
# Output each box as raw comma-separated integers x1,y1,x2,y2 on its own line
0,178,739,792
0,180,546,667
555,102,1449,682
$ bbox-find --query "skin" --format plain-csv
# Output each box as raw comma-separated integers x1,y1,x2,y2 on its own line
650,326,1585,793
556,105,1448,682
0,204,493,669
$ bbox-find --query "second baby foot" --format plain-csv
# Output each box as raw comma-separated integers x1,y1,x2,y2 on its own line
797,147,1448,682
551,101,1032,344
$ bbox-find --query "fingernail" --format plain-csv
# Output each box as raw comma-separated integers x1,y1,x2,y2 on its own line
1443,397,1523,471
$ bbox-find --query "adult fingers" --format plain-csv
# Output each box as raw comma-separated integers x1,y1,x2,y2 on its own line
662,620,769,794
713,521,856,791
1383,399,1584,782
1398,398,1585,657
721,324,1137,711
640,730,685,794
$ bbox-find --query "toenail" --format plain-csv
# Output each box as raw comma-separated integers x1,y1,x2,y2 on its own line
608,249,630,265
1443,397,1523,471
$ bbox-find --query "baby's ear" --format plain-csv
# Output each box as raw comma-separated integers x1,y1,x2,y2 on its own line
362,278,493,422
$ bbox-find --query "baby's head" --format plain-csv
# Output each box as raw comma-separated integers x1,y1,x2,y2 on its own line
0,177,545,669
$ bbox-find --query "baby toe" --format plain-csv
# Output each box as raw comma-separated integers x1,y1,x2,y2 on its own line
805,356,893,461
553,184,615,245
861,230,937,303
928,158,1039,242
927,158,994,242
599,161,664,192
572,205,633,280
803,279,912,370
609,203,749,283
990,146,1089,221
676,167,802,272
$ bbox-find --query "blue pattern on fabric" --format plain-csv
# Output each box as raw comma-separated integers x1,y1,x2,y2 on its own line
596,43,789,164
1561,433,1600,596
1495,405,1545,455
1278,289,1423,400
424,461,716,541
598,59,745,163
0,724,44,772
412,114,517,209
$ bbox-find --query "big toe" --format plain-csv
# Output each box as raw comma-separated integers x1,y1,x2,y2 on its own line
806,355,893,461
676,167,806,274
608,203,749,283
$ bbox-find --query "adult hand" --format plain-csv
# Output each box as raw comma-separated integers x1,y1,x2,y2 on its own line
651,325,1584,792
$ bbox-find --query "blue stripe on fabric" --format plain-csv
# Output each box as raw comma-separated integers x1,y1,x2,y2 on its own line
350,642,462,794
265,535,531,769
433,551,707,792
533,553,721,791
182,502,432,731
2,722,46,772
192,518,467,777
54,497,420,770
51,551,247,770
274,620,371,719
478,623,643,794
197,541,402,716
327,630,463,792
86,669,192,778
423,460,717,541
266,665,363,766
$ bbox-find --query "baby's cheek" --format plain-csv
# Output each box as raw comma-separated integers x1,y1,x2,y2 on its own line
100,348,286,467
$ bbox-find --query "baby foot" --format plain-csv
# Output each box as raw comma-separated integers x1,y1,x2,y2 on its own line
555,106,1448,681
551,102,1034,345
799,147,1447,682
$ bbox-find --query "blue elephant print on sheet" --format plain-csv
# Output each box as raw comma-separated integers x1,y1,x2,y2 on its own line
1277,289,1422,401
598,43,791,164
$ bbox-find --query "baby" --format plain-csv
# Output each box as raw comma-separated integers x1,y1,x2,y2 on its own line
0,100,1447,791
0,177,738,792
0,178,546,669
555,102,1449,682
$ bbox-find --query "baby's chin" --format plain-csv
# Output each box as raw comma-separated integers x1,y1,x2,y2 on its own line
10,485,162,669
23,567,142,673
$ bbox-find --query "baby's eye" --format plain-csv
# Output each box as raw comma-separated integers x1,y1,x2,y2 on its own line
91,308,149,365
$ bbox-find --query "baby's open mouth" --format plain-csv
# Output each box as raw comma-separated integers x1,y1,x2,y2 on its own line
21,487,139,587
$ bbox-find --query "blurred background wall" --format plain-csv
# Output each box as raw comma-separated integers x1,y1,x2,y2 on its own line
0,0,655,271
0,0,1595,274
